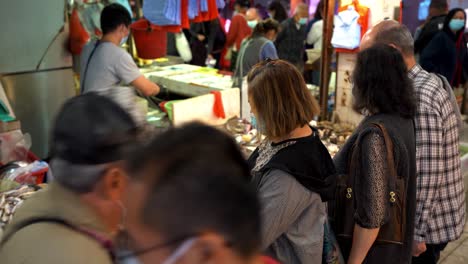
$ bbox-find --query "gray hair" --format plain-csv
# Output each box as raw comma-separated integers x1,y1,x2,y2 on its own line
374,23,415,56
294,3,308,15
50,158,107,193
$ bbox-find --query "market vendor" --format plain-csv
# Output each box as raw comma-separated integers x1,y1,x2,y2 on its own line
80,3,160,96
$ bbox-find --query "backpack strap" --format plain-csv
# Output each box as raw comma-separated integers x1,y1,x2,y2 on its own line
1,217,115,260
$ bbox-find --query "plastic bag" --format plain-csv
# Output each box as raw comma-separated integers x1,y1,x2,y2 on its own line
0,131,31,165
3,161,49,185
175,33,192,62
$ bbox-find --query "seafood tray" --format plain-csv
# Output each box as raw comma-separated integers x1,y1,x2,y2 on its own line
0,185,41,230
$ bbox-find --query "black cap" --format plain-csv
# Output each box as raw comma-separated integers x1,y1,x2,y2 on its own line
235,0,250,8
51,93,139,165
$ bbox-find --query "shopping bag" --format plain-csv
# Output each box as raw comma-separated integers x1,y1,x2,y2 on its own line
175,33,192,62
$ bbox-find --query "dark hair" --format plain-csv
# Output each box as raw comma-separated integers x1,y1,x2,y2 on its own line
101,3,131,35
235,0,251,9
128,123,261,258
252,18,279,37
373,23,415,56
443,8,467,38
247,59,320,139
268,1,288,23
314,0,325,20
430,0,448,10
352,44,416,118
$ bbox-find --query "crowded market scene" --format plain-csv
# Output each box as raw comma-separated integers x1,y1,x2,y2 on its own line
0,0,468,263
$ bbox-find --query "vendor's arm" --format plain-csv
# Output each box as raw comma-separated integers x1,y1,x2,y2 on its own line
131,76,160,96
117,53,160,96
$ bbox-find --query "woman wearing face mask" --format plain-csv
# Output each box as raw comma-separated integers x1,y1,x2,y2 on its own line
233,19,280,86
420,8,468,88
247,59,337,264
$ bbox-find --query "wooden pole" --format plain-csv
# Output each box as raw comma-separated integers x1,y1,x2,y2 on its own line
319,0,335,120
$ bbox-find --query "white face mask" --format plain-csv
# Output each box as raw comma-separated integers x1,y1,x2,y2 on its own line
116,238,197,264
161,238,197,264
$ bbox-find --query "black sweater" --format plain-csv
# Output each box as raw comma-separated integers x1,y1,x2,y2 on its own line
420,30,468,87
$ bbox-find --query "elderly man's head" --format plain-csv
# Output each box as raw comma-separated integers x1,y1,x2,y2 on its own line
361,20,415,65
294,3,309,24
51,93,140,234
246,8,261,28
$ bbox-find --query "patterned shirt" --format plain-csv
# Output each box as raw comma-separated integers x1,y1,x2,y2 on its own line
409,64,465,244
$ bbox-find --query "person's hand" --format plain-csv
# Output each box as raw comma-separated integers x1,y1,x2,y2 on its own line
207,54,214,60
197,34,206,42
412,240,427,257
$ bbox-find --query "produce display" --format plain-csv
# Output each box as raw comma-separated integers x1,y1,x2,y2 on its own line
224,118,355,157
0,185,41,230
315,121,355,157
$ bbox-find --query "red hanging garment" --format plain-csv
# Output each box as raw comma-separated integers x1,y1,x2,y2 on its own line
192,0,219,23
69,8,90,54
210,91,226,119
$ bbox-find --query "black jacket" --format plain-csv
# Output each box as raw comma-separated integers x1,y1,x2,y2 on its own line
414,15,445,54
420,30,468,87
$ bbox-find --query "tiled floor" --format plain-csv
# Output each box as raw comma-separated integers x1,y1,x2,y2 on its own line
439,223,468,264
439,122,468,263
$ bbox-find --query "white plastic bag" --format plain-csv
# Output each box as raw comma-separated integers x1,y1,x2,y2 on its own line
175,33,192,62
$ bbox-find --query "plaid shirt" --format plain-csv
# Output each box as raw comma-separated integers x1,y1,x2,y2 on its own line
409,65,465,244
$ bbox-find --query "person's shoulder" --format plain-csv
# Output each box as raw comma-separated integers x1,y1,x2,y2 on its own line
1,222,111,264
413,68,450,111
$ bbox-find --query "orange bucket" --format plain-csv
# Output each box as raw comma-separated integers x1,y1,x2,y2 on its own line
130,19,167,59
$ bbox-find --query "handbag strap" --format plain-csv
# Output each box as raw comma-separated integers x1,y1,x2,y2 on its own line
347,122,398,194
80,40,101,94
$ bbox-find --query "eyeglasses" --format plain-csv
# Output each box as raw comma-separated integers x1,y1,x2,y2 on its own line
116,232,233,260
116,234,195,260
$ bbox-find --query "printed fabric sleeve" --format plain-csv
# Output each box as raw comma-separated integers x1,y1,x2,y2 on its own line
116,52,142,85
257,169,319,248
260,41,279,60
413,106,445,242
354,130,389,228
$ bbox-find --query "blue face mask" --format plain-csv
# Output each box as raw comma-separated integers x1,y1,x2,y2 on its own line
120,35,129,46
298,18,308,25
449,19,465,32
247,20,258,29
250,114,265,133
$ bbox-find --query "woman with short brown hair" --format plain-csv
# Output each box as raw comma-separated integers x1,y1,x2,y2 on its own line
247,59,336,263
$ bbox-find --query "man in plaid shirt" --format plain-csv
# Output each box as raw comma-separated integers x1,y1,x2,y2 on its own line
361,21,465,264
